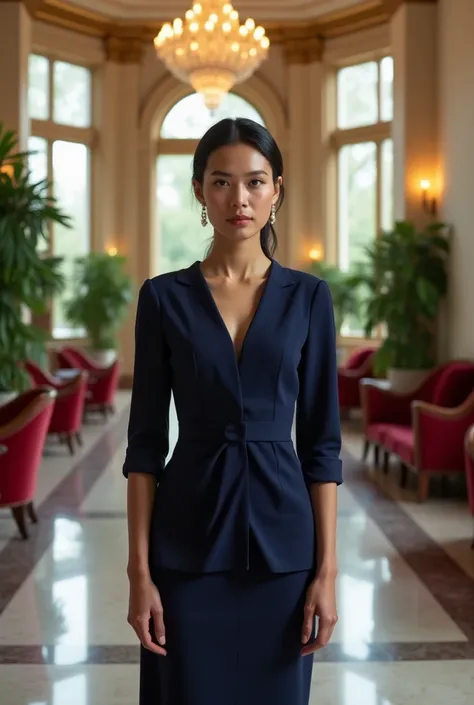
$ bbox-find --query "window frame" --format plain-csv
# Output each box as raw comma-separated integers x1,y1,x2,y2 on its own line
330,55,393,340
29,53,97,340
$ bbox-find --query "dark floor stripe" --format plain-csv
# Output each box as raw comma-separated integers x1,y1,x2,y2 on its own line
0,409,129,617
342,449,474,641
1,641,474,665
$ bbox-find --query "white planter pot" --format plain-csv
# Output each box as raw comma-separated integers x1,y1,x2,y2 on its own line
88,349,117,367
0,391,18,406
387,368,432,394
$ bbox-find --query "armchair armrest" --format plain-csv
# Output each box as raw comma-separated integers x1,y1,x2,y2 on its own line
360,380,414,428
55,372,88,399
412,390,474,472
339,352,375,380
466,424,474,463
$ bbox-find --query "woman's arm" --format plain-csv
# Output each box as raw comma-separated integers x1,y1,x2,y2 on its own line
123,279,172,655
296,279,342,655
126,474,157,580
295,280,343,488
309,482,338,577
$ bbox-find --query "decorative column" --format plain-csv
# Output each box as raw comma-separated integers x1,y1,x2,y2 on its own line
390,0,438,225
99,35,143,383
283,33,324,269
0,1,32,148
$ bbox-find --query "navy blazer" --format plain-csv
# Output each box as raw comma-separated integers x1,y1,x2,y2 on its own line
123,259,342,574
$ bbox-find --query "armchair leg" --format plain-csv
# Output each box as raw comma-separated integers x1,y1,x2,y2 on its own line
374,445,380,468
362,440,370,462
11,505,28,539
400,462,408,488
383,451,390,474
75,431,83,447
417,473,430,503
27,502,38,524
66,433,75,455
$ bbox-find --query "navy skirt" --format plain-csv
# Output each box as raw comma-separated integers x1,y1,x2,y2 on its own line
139,553,315,705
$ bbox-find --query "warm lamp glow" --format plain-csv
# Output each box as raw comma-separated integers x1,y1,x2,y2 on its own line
309,245,323,261
0,164,14,178
420,179,437,216
107,246,118,257
153,1,270,110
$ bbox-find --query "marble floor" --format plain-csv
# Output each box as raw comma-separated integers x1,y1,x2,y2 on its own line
1,398,473,704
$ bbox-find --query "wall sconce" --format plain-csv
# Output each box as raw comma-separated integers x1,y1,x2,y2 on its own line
0,164,14,178
308,245,323,261
106,246,118,257
420,180,437,217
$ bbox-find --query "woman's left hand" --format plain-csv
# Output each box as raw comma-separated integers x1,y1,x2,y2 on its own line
301,572,338,656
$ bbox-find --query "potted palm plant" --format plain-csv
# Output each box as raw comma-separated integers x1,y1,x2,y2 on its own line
64,252,134,365
0,123,70,402
360,220,450,392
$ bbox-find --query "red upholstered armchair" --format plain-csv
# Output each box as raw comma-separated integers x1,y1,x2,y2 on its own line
47,372,88,454
464,425,474,548
25,359,69,389
361,361,474,501
57,346,106,372
0,388,56,538
338,347,376,415
56,347,119,419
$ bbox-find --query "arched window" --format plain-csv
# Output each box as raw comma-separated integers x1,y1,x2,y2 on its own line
156,93,265,273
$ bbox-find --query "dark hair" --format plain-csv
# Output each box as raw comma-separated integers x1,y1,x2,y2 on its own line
192,117,285,259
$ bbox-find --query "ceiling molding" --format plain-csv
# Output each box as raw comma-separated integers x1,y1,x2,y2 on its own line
382,0,437,13
105,35,143,63
12,0,436,62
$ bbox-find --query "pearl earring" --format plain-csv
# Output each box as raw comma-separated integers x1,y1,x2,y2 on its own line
201,205,208,227
270,204,276,225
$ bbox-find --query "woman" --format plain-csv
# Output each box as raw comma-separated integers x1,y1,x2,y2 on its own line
123,117,342,705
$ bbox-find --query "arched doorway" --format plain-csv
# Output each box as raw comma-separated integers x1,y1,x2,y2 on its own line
155,93,265,273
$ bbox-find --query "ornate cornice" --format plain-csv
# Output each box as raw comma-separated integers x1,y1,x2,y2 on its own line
105,35,143,63
4,0,438,65
382,0,437,15
281,32,323,65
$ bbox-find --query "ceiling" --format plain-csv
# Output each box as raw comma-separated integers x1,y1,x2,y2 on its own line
64,0,370,21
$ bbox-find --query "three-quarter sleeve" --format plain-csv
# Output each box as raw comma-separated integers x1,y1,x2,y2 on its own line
296,279,343,485
122,279,172,480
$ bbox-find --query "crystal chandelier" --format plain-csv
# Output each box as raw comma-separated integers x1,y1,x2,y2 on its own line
153,1,270,111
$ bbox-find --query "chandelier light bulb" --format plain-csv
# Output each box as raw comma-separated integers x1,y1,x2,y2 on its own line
154,0,270,111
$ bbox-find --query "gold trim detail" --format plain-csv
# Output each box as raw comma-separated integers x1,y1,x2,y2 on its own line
8,0,438,63
281,31,323,65
105,35,143,63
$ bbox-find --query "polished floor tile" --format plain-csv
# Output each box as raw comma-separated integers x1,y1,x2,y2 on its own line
1,400,473,705
1,661,474,705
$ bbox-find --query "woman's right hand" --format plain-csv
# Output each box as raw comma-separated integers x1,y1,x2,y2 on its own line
127,573,167,656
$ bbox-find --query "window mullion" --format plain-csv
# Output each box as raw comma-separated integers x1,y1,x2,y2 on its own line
376,140,382,237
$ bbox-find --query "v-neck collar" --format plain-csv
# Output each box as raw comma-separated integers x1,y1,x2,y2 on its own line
193,259,275,368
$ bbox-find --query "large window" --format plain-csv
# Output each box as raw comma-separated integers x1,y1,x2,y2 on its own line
28,54,93,339
156,93,265,274
334,57,393,336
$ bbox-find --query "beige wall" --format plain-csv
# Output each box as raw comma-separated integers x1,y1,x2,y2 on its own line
438,0,474,359
7,5,472,373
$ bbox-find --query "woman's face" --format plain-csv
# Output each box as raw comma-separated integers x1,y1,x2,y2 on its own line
193,143,282,244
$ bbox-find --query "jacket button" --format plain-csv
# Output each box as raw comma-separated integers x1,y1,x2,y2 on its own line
224,422,247,442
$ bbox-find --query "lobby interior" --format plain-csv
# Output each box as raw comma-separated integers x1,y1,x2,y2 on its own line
1,0,474,703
